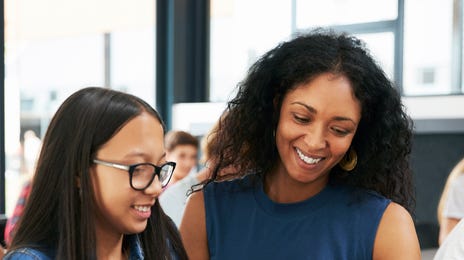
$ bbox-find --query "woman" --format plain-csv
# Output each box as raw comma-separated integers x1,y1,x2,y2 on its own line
180,29,420,259
4,87,187,259
437,157,464,244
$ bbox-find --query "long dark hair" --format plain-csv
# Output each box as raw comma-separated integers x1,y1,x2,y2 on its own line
8,87,187,259
208,29,415,213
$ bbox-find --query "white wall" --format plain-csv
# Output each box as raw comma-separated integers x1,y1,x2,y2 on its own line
172,96,464,136
403,95,464,119
172,102,227,136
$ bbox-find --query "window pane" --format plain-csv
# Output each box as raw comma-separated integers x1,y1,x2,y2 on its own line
296,0,397,29
356,32,395,81
111,29,155,99
4,0,155,216
403,0,453,95
210,0,292,102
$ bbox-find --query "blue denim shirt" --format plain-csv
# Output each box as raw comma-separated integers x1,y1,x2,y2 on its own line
4,235,144,260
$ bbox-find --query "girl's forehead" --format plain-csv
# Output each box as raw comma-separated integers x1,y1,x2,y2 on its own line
97,113,165,161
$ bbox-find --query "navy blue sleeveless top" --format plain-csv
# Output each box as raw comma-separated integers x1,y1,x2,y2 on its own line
204,175,390,260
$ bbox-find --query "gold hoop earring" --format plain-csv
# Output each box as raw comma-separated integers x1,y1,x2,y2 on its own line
339,148,357,171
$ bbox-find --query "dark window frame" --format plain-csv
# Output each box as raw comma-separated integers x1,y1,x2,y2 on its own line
292,0,404,93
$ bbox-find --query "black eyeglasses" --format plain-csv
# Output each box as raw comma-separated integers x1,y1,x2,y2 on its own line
93,159,176,190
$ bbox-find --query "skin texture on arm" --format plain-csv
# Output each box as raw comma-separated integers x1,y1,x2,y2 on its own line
179,191,209,260
373,202,421,260
439,217,460,245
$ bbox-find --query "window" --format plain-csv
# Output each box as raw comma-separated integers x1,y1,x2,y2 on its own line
209,0,292,102
404,0,455,95
295,0,397,27
4,0,156,216
210,0,464,100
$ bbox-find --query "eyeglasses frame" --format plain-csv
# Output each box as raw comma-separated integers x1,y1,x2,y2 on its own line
92,159,176,190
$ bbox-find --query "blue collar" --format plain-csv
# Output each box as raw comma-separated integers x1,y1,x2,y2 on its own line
127,234,144,260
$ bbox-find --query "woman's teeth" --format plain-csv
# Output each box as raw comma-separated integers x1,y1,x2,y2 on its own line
296,148,322,164
134,205,150,212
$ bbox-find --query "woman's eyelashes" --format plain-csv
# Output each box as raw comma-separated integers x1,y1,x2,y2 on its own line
293,113,311,124
330,126,351,137
292,113,353,137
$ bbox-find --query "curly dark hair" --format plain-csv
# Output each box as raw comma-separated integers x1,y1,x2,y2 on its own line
208,29,415,214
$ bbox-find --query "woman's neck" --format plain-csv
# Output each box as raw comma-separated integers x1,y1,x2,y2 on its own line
264,163,328,203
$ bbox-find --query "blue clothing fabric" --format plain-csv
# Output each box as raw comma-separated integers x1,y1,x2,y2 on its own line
4,234,144,260
204,175,391,260
3,248,52,260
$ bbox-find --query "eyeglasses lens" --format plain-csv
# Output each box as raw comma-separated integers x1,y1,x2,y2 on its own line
131,163,174,189
132,164,156,189
160,164,174,186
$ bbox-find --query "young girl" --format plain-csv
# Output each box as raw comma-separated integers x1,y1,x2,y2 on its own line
4,87,187,259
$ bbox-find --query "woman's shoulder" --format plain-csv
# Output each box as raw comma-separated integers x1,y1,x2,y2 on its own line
373,202,421,259
4,248,52,260
332,183,391,207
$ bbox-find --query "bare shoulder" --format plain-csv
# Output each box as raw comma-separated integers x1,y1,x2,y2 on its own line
182,189,205,217
373,202,421,260
439,217,460,245
179,190,209,260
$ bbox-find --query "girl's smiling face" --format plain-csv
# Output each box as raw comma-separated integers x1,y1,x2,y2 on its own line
274,72,361,190
91,112,166,237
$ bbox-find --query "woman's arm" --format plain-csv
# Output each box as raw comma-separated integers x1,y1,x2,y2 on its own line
439,217,461,245
179,190,209,260
373,202,421,260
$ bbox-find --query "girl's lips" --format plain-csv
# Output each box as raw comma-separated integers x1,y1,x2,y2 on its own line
132,205,153,219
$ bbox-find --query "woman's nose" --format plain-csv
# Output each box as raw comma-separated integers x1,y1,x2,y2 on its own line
305,124,327,150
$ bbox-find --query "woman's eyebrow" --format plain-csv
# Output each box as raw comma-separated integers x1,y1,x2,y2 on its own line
291,101,357,124
333,116,357,125
291,101,317,114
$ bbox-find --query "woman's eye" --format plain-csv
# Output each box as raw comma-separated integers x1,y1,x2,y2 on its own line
294,114,310,123
332,127,350,136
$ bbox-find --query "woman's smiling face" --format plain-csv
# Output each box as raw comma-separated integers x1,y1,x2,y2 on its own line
274,72,361,189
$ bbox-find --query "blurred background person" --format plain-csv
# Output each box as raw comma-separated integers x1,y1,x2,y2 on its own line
164,131,199,187
22,130,42,176
160,121,220,227
437,157,464,244
3,130,42,247
434,218,464,259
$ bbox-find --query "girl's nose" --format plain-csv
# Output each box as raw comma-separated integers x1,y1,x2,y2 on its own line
143,175,163,197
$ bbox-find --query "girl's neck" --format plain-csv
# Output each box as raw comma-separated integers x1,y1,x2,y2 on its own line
95,228,127,260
